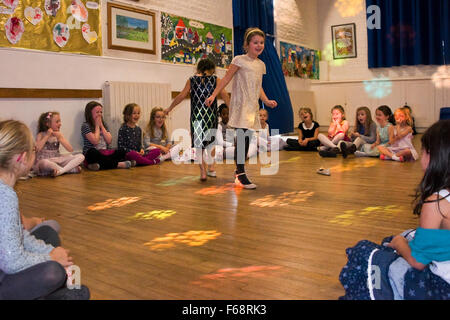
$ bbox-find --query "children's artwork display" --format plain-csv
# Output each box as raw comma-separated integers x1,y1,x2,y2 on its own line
161,12,232,68
0,0,101,55
279,41,320,80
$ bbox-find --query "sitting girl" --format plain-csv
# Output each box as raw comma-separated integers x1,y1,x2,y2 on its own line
339,119,450,300
354,105,395,157
118,103,160,166
378,107,418,162
285,107,320,151
215,103,235,162
257,108,286,152
318,105,349,157
340,106,377,158
81,101,133,170
0,120,89,299
33,112,84,176
144,107,186,162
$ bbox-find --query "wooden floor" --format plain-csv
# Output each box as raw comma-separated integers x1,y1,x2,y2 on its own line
16,137,424,300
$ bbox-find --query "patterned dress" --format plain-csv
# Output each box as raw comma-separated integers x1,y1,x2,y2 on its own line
190,75,218,148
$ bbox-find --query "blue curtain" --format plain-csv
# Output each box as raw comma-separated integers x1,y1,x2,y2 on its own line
233,0,293,134
367,0,450,68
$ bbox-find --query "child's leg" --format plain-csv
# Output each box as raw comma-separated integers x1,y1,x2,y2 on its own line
392,149,412,161
318,133,338,149
126,150,160,166
331,133,345,148
56,154,85,175
377,145,394,159
85,148,119,170
37,159,63,176
0,261,66,300
235,129,252,174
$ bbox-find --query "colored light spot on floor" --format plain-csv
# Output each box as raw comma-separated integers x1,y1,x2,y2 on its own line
144,230,222,251
329,205,406,226
87,197,141,211
196,183,243,196
128,210,176,221
191,265,283,288
156,176,199,187
251,191,314,208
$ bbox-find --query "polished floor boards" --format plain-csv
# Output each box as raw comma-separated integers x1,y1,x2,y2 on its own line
15,139,423,299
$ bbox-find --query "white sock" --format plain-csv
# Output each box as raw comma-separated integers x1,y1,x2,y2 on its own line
392,155,400,161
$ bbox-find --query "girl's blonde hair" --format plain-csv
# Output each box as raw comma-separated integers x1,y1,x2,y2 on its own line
37,111,59,133
354,106,374,135
0,120,34,170
332,105,346,121
243,27,265,52
146,107,168,141
299,107,314,121
395,107,412,126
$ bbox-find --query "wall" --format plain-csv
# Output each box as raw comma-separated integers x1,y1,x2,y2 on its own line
274,0,319,129
0,0,232,152
312,0,449,130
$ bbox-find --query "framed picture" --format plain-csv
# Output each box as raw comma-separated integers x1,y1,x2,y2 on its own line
107,2,156,54
331,23,357,59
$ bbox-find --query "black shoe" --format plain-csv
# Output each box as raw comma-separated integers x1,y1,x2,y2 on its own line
340,143,348,159
348,144,357,154
234,172,257,189
319,150,337,158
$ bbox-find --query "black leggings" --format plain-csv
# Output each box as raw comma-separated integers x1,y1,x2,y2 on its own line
234,128,253,174
0,227,90,300
85,148,127,170
285,138,320,151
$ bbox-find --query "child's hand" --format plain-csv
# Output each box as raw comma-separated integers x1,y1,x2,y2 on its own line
386,235,407,251
265,100,277,108
300,139,308,147
160,146,170,154
52,131,62,140
163,108,170,116
95,115,103,127
47,128,53,136
139,149,145,155
205,95,215,107
352,132,360,138
50,247,73,267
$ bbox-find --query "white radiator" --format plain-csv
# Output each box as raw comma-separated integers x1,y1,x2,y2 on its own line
103,81,172,148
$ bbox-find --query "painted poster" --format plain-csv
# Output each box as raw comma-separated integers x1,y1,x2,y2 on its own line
279,41,320,80
161,12,232,68
0,0,101,55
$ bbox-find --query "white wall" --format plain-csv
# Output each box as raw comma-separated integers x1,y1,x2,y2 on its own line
0,0,232,152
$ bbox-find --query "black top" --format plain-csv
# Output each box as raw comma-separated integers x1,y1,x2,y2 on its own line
298,121,320,139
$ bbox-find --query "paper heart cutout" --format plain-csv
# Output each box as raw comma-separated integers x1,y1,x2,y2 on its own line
44,0,61,16
82,23,97,44
5,17,24,44
71,0,88,22
3,0,19,9
53,23,70,48
24,7,43,25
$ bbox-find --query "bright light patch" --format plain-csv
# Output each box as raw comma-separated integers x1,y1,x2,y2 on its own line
334,0,364,17
432,65,450,89
195,183,243,196
329,205,405,226
87,197,141,211
156,176,199,187
144,230,221,251
128,210,176,221
250,191,314,208
262,156,301,168
191,265,283,288
363,77,392,99
329,159,379,173
322,42,346,67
